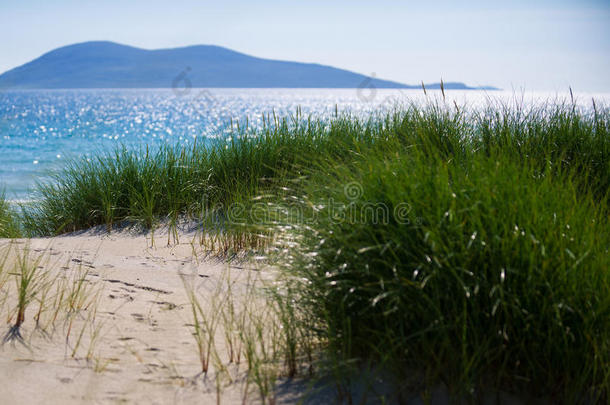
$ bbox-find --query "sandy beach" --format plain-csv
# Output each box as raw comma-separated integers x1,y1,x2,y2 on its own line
0,227,314,404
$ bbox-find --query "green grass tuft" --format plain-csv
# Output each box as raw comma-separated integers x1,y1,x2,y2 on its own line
273,103,609,402
0,192,21,238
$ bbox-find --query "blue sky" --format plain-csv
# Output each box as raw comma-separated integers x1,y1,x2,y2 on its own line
1,0,609,91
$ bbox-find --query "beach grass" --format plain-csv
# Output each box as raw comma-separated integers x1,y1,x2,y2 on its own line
241,102,607,402
0,192,21,238
6,99,610,401
0,242,100,349
280,142,608,401
19,110,375,236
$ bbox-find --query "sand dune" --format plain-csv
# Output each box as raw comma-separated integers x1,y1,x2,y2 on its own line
0,228,302,404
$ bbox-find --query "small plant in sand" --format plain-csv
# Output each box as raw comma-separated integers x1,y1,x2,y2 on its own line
68,305,103,360
64,265,96,314
0,244,12,319
0,243,101,352
62,265,101,353
183,269,223,376
182,255,320,404
240,306,282,405
220,266,251,366
3,244,45,343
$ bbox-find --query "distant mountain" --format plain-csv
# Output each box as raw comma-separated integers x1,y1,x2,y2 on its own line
0,41,498,90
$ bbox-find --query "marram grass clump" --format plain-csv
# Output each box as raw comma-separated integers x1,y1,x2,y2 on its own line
20,111,378,236
274,104,609,402
20,101,609,237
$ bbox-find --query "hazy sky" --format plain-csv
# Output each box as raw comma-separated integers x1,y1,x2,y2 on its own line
1,0,609,91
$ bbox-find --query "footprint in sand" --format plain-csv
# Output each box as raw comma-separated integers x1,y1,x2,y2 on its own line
131,313,145,322
150,300,177,310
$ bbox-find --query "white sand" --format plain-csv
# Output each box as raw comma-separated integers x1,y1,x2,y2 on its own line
0,228,306,404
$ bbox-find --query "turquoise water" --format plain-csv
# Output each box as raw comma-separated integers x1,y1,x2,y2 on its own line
0,88,607,201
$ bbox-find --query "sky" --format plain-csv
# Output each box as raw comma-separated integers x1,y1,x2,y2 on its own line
1,0,609,91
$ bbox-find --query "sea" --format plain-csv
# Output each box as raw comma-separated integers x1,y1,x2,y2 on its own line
1,88,608,201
